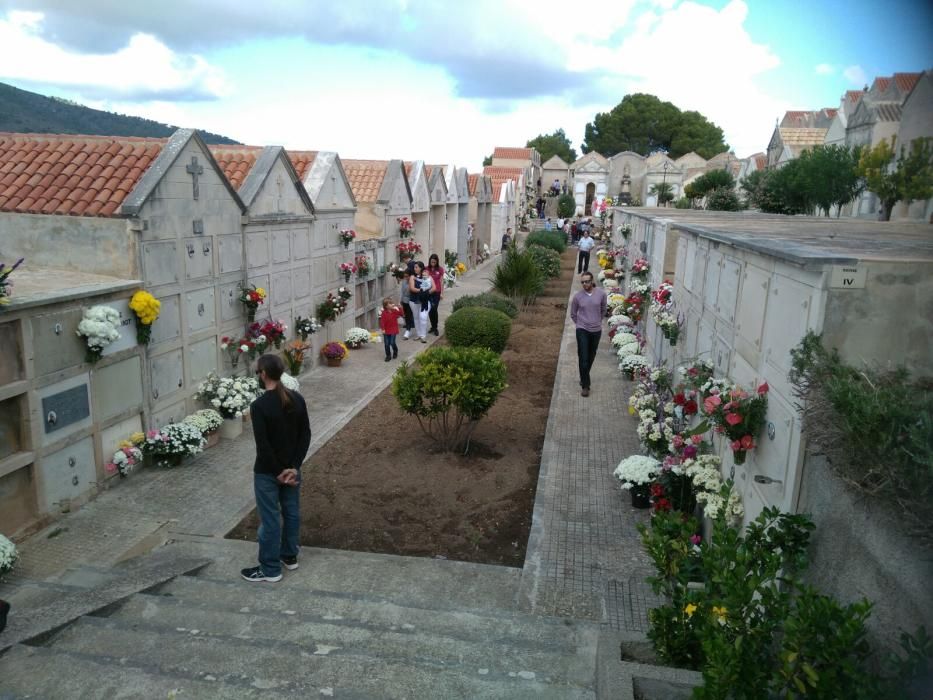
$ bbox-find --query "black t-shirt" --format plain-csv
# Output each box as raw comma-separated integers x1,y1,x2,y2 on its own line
250,388,312,476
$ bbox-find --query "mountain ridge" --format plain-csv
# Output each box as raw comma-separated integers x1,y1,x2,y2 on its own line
0,82,240,144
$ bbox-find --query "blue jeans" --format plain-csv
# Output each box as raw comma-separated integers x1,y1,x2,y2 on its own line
254,472,300,576
383,333,398,358
575,328,601,390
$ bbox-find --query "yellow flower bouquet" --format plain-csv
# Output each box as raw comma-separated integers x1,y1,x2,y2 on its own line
129,290,161,344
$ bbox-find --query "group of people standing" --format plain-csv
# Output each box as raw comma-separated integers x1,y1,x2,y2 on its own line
383,253,446,359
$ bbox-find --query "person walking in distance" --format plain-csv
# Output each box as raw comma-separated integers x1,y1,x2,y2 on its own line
570,271,607,397
379,297,404,361
241,354,312,583
501,227,513,252
577,227,595,273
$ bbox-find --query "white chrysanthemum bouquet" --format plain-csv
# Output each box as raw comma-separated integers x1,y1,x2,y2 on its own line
613,455,660,489
0,533,17,577
76,305,121,363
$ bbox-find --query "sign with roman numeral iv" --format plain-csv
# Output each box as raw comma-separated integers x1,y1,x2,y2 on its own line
829,265,867,289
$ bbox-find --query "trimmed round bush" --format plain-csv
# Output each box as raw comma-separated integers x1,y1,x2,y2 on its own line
445,306,512,353
525,230,567,254
451,292,518,318
526,244,561,279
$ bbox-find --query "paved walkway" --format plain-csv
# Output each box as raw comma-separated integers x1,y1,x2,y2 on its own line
4,247,658,634
519,265,658,631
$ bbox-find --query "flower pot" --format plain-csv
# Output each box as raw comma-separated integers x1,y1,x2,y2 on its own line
246,309,256,324
156,453,184,468
219,417,243,440
205,431,220,449
325,356,343,367
343,272,351,283
342,241,349,249
630,483,651,509
732,449,747,465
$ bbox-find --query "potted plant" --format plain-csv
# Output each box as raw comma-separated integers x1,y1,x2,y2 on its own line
339,229,356,249
397,216,413,238
238,283,266,323
128,290,161,344
104,441,144,477
316,293,348,324
258,319,287,349
0,257,24,308
283,340,310,375
140,423,206,467
345,327,371,349
620,354,650,381
614,455,660,508
321,341,348,367
355,254,371,278
196,372,262,439
76,305,121,363
630,257,650,282
701,382,770,465
183,409,225,449
339,262,357,283
0,533,17,580
294,315,320,341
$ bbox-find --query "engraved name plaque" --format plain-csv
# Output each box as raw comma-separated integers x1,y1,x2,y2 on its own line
42,384,91,434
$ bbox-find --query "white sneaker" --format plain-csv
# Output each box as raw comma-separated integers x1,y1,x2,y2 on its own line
403,331,410,340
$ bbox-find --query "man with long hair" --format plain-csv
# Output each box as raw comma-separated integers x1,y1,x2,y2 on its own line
241,354,312,583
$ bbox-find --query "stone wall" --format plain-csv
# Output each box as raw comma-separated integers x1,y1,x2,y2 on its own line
0,214,134,279
797,454,933,657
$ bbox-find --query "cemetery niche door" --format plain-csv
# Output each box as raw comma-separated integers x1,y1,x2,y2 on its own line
585,183,595,216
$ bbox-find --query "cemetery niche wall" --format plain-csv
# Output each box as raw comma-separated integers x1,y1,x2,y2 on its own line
613,207,933,653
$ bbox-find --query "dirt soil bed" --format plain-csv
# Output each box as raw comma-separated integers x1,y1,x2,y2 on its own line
228,249,576,567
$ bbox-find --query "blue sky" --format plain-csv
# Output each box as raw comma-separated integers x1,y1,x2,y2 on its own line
0,0,929,170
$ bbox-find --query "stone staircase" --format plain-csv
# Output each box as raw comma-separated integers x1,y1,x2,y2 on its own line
0,537,608,699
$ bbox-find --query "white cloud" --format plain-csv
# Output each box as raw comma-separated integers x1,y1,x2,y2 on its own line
566,0,783,156
843,64,867,87
815,63,835,76
0,10,229,100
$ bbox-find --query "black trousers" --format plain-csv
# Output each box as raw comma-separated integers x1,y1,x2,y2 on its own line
575,328,601,390
577,250,590,273
428,293,440,332
402,302,414,331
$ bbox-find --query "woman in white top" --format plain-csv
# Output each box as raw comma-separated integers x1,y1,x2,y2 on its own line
407,261,435,343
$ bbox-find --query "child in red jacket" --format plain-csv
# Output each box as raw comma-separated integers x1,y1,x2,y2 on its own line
379,297,405,362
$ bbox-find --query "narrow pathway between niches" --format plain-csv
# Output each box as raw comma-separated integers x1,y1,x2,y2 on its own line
519,256,659,630
228,249,578,567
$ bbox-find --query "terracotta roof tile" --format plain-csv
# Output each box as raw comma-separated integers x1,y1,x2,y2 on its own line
467,173,479,196
288,150,318,181
0,132,165,217
208,145,262,190
873,76,891,93
482,165,523,181
894,72,921,94
492,147,532,160
755,154,767,170
341,159,389,203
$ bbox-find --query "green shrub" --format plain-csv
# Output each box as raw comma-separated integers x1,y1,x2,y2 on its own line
392,346,507,452
558,193,576,218
492,247,545,308
640,487,932,698
789,331,933,543
525,244,561,279
705,186,742,212
445,306,512,353
674,196,693,209
524,229,567,253
451,292,518,318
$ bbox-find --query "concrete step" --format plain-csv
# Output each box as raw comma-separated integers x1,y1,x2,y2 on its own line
0,579,89,612
43,616,596,699
166,536,522,615
0,643,349,700
153,574,592,652
102,586,597,686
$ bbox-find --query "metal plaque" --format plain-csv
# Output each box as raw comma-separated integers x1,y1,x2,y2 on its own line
42,384,90,434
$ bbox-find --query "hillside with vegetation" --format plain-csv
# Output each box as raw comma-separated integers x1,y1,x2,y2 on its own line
0,82,239,144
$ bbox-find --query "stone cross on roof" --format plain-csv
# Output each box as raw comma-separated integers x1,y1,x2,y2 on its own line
186,156,204,200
